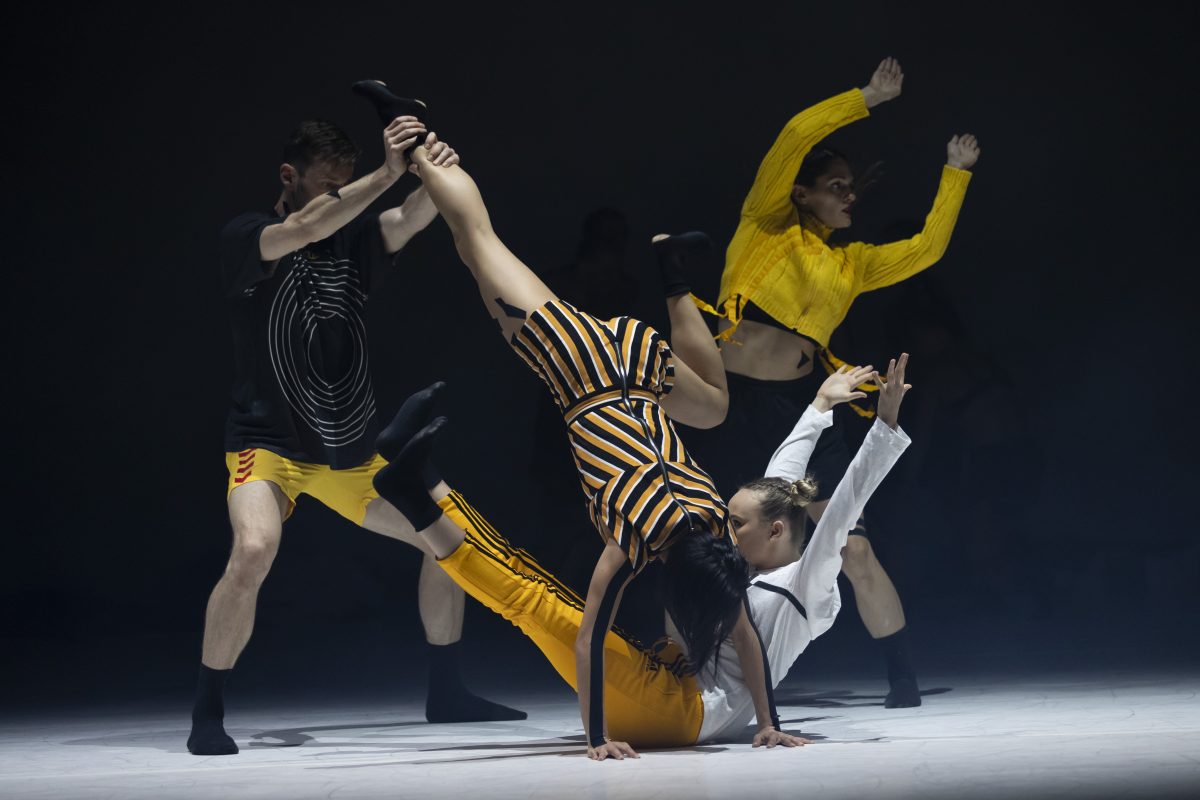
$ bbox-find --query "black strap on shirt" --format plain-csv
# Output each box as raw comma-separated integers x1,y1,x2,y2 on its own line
751,580,808,619
743,595,781,731
588,560,633,748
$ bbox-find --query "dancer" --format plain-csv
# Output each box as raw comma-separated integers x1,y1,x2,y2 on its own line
690,57,980,707
190,110,521,757
371,354,910,755
354,82,780,761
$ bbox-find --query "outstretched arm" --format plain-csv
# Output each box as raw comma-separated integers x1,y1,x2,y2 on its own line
258,118,423,262
793,356,912,635
764,364,876,479
575,540,638,761
850,136,981,292
741,58,902,222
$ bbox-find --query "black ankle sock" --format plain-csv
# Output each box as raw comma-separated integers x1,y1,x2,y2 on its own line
877,627,922,708
425,642,527,723
372,417,446,530
187,665,239,755
351,80,430,143
377,381,445,462
652,231,713,297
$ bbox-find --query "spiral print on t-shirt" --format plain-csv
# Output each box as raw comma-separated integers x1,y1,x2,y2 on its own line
267,251,376,448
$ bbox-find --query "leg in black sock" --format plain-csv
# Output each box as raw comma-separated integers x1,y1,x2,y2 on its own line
187,665,238,755
651,231,714,298
879,626,922,708
373,418,447,531
352,80,430,146
377,381,446,461
425,642,527,723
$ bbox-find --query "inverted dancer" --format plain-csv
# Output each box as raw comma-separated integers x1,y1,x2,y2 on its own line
189,107,521,756
689,57,980,707
370,354,911,754
354,83,789,761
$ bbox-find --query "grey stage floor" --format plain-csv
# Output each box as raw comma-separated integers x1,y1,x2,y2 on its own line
2,672,1199,799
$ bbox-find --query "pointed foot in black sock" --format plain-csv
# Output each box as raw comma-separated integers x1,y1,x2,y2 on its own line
651,231,714,297
377,381,446,461
883,677,922,708
374,417,447,497
187,720,239,755
351,80,430,130
373,417,448,530
651,230,713,255
426,691,528,724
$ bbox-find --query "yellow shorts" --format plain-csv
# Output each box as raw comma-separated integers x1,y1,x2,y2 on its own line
225,448,388,525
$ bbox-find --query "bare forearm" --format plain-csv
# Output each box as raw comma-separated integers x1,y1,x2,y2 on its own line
732,617,776,732
380,185,439,253
263,166,397,261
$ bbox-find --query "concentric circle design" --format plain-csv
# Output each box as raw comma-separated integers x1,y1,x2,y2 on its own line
267,252,376,447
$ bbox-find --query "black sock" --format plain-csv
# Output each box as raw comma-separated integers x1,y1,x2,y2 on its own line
372,417,446,531
878,627,922,708
425,642,527,723
652,231,713,297
351,80,430,144
377,381,445,461
187,665,239,755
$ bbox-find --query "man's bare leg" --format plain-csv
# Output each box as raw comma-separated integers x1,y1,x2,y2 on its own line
189,480,289,755
809,499,922,708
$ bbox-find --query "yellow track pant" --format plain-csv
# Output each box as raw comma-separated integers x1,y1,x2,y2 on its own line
436,491,704,748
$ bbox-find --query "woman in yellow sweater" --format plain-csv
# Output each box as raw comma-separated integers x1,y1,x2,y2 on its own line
690,58,980,708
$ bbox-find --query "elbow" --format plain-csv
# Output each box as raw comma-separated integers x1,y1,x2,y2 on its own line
574,633,591,662
693,390,729,430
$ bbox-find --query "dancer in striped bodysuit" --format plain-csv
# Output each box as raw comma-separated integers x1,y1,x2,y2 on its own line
368,355,910,754
352,84,800,760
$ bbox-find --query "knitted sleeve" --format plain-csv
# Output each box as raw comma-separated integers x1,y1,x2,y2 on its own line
740,89,870,223
847,166,972,293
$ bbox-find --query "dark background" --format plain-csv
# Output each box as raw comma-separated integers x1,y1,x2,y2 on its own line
4,1,1198,709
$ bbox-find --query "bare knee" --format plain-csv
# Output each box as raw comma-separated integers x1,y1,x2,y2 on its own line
225,534,279,591
840,535,876,583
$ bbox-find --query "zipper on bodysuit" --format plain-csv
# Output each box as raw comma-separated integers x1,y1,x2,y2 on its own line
611,324,696,543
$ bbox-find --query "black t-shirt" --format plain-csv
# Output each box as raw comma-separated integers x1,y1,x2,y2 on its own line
220,211,393,469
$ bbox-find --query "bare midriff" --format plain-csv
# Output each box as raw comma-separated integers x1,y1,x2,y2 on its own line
717,318,818,381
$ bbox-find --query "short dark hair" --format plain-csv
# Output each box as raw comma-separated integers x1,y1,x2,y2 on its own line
794,146,851,188
283,119,360,173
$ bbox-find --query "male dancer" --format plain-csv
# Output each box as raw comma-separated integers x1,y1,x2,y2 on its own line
189,105,522,756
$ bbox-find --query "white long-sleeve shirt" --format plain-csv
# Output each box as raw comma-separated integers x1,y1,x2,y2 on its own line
693,406,911,743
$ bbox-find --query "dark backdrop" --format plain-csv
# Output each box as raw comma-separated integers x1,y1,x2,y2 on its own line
4,1,1198,707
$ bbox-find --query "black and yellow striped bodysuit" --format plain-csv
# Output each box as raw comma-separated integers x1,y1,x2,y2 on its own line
511,300,728,573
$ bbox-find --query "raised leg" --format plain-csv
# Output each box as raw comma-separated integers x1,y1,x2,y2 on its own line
410,146,555,339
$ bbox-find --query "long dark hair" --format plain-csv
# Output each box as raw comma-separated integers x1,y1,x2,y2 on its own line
662,530,750,674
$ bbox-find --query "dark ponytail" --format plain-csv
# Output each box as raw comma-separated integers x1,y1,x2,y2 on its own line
663,531,751,674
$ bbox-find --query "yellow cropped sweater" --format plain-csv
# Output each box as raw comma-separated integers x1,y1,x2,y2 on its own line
699,89,972,347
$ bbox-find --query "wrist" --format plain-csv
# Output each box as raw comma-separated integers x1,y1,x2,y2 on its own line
378,162,405,183
860,86,879,108
811,396,834,414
